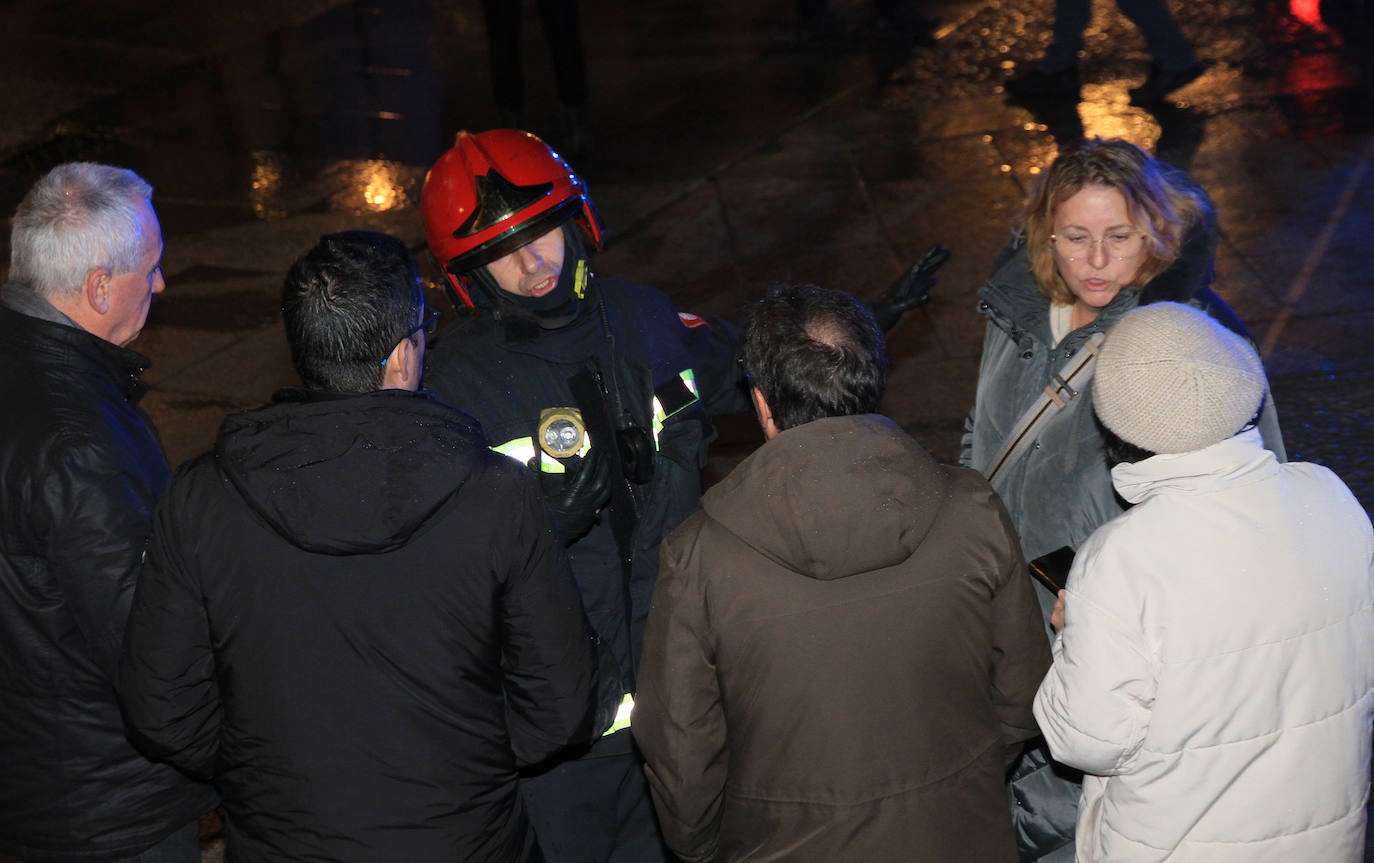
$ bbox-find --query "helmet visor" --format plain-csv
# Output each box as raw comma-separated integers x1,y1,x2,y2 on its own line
443,196,584,277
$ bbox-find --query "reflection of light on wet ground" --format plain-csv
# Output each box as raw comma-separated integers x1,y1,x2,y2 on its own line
1022,136,1065,178
1078,88,1162,147
326,160,416,213
1281,52,1353,97
362,163,404,210
1260,137,1374,357
250,150,286,221
1288,0,1330,34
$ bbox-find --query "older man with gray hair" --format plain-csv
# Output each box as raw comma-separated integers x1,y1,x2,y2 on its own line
0,163,215,862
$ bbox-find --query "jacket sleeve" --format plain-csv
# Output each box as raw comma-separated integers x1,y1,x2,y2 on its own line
499,468,600,767
42,439,166,684
961,317,1010,472
962,234,1019,471
986,496,1052,763
117,472,222,779
959,320,996,471
683,311,750,418
631,522,727,863
959,413,976,468
1033,541,1156,776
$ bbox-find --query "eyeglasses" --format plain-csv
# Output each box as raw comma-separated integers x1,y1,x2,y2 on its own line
401,307,441,342
381,306,440,366
1050,230,1146,262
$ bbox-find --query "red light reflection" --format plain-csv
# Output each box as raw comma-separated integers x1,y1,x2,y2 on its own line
1289,0,1330,34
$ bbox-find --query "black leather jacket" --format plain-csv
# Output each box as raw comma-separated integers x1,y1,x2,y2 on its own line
0,290,215,861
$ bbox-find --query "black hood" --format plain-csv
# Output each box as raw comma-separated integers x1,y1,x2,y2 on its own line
214,388,488,555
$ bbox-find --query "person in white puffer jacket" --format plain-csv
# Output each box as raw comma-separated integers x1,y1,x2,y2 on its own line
1034,301,1374,863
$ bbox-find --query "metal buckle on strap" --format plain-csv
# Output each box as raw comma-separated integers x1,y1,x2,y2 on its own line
984,331,1105,487
1044,374,1078,409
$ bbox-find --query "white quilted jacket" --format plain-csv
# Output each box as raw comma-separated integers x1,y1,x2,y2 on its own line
1034,428,1374,862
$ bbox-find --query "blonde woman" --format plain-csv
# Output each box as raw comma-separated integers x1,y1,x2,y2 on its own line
961,137,1284,861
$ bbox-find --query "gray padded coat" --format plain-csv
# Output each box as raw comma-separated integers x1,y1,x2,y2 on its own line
962,228,1285,861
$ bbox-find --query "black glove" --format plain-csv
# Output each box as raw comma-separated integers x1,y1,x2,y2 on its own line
542,444,614,546
589,632,629,739
869,243,951,332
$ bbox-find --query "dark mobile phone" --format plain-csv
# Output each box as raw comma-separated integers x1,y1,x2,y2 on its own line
1028,546,1076,593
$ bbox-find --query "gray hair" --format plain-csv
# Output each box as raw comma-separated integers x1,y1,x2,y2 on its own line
9,162,155,298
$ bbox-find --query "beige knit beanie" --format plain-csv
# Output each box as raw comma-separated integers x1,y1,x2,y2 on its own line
1094,302,1266,454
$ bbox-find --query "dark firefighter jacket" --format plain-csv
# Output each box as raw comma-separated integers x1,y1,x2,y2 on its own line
0,299,216,861
423,277,747,692
117,387,600,863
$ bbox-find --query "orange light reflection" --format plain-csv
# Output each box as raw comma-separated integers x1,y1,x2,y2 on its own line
324,160,418,214
1079,87,1162,148
249,150,286,221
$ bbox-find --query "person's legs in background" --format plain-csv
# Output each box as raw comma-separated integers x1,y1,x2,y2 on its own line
534,0,592,154
482,0,526,128
1004,0,1089,98
1117,0,1205,102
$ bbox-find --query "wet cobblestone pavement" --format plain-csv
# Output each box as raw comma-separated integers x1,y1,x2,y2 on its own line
0,0,1371,858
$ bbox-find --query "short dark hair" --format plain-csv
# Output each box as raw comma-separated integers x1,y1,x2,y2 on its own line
1095,397,1263,469
282,231,422,393
742,284,888,431
1096,414,1156,467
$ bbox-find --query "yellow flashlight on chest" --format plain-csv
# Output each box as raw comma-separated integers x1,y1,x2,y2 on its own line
538,408,586,460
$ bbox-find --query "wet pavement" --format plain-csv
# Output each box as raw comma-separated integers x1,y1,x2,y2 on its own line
0,0,1371,858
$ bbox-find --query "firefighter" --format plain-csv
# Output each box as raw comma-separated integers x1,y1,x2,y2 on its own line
421,129,747,863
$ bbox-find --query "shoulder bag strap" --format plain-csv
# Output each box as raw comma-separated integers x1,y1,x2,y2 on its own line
985,331,1106,487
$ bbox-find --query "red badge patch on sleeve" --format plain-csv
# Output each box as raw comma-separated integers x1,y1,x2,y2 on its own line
678,312,708,329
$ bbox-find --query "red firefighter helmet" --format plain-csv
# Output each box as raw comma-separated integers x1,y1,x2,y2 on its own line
422,129,605,309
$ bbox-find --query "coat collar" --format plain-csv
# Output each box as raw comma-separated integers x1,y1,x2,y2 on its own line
1110,428,1277,504
0,285,153,403
978,244,1139,350
1,280,81,328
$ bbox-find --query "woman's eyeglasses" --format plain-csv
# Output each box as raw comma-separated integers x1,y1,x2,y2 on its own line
1050,230,1145,262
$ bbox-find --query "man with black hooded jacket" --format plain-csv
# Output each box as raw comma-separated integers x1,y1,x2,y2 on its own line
118,230,602,862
